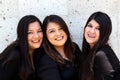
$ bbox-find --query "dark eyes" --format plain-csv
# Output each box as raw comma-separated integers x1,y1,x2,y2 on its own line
49,30,55,33
59,27,63,30
87,24,92,27
96,27,100,30
48,27,63,33
87,24,100,30
38,30,42,32
28,30,42,34
28,32,33,34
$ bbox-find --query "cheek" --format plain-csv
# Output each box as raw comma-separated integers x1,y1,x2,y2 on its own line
28,36,32,41
63,32,67,37
85,27,89,32
47,34,53,42
39,33,43,38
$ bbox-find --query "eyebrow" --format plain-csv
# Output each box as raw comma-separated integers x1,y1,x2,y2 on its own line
28,28,42,31
88,22,100,27
47,28,55,31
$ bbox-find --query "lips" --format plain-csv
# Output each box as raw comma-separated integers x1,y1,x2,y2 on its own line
88,34,95,38
32,40,40,43
55,36,63,41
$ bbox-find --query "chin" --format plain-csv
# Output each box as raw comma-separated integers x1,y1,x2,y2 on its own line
34,45,41,49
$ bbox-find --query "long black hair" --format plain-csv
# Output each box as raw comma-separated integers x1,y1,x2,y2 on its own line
42,15,75,64
0,15,42,80
80,11,112,80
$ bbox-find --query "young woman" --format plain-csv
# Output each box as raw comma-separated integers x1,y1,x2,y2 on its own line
0,15,43,80
80,11,120,80
37,15,81,80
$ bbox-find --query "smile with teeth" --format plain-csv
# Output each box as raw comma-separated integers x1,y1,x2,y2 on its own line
55,36,63,41
88,34,95,38
32,40,40,43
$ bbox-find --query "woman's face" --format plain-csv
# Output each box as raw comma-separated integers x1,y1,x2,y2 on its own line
28,21,43,50
46,22,67,48
85,19,100,48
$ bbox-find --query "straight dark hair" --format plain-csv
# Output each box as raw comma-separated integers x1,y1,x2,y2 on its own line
80,11,112,80
42,15,75,64
0,15,42,80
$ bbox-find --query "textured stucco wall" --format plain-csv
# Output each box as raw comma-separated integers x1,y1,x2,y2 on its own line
0,0,120,59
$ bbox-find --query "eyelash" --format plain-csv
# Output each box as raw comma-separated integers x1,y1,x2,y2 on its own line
28,32,33,34
49,30,55,33
48,27,63,33
87,24,92,27
38,30,42,32
87,25,100,30
28,30,42,34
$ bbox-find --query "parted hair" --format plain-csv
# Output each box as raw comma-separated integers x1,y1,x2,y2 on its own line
0,15,42,80
80,11,112,80
42,15,75,64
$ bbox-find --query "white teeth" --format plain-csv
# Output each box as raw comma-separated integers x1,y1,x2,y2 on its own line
56,36,63,40
32,40,39,42
88,34,95,38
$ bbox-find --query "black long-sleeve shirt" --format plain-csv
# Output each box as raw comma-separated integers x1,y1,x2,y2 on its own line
0,47,41,80
37,43,81,80
94,45,120,80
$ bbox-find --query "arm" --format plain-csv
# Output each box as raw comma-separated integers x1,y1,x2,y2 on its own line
37,54,62,80
94,51,115,80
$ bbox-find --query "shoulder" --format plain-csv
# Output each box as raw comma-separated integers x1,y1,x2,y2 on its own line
72,42,82,55
40,53,57,65
96,49,105,56
95,50,107,61
73,42,79,48
73,42,81,51
8,46,21,60
98,45,113,54
95,45,115,63
0,46,21,63
96,45,114,57
95,45,120,68
0,47,21,69
96,45,117,58
95,45,115,59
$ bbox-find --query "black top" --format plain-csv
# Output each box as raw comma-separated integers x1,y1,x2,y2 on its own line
0,46,41,80
94,45,120,80
37,43,81,80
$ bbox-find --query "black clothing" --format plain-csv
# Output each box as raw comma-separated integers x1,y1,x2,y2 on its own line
94,45,120,80
37,43,81,80
0,46,41,80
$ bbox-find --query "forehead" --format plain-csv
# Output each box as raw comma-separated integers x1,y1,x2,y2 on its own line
88,19,100,27
47,22,60,30
28,21,41,30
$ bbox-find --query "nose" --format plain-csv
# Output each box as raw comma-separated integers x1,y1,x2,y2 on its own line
56,30,61,35
33,33,39,38
90,28,95,33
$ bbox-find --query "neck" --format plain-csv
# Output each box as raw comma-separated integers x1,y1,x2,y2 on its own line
90,44,94,49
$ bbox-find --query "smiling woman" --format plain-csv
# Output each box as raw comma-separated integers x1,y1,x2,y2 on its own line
46,22,67,49
79,11,120,80
27,21,43,54
84,19,100,48
36,15,82,80
0,15,43,80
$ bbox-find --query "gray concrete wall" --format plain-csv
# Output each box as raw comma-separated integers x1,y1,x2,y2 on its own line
0,0,120,59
